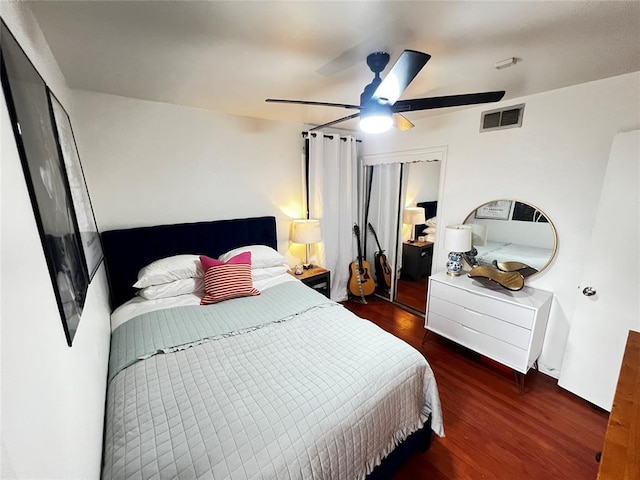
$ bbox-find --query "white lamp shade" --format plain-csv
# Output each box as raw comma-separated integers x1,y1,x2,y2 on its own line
444,225,472,252
469,223,488,246
403,207,426,226
291,219,322,244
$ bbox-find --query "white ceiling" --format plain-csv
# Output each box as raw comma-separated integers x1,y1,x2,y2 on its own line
28,1,640,131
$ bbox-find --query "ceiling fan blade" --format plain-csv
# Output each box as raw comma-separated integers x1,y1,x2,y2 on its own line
393,113,414,131
309,112,361,131
392,91,506,113
266,99,360,110
371,50,431,105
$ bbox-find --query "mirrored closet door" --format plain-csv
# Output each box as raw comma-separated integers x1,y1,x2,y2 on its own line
364,163,402,303
364,149,443,314
394,160,441,313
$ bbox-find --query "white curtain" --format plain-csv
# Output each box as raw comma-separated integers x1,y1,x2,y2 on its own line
366,164,402,293
307,133,359,301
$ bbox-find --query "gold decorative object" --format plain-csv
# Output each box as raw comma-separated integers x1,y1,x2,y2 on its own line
468,265,525,291
494,261,538,278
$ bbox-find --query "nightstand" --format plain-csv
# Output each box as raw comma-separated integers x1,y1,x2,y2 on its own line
289,266,331,298
401,241,433,281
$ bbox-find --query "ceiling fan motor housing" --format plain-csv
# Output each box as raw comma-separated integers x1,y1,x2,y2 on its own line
361,52,391,105
366,52,390,74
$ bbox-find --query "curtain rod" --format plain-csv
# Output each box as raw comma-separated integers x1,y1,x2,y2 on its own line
301,132,362,143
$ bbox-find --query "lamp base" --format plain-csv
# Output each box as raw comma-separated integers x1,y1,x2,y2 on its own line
302,245,313,270
446,251,464,276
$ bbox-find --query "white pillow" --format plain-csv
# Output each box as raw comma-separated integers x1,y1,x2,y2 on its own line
138,277,205,300
133,254,204,288
219,245,288,269
423,226,436,234
251,264,289,282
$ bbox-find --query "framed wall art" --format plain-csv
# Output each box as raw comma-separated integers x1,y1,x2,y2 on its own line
512,201,549,223
48,89,103,280
474,200,513,220
1,20,89,346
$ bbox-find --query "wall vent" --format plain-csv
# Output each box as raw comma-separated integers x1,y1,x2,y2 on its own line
480,103,525,132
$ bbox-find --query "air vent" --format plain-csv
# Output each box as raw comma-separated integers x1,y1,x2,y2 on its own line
480,104,525,132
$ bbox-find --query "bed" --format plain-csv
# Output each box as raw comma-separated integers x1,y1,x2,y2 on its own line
474,240,553,271
101,216,443,479
414,201,438,240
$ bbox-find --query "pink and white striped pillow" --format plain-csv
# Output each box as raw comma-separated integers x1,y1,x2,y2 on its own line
200,252,260,305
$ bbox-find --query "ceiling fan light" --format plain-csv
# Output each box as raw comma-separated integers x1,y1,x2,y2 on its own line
359,102,393,133
360,114,393,133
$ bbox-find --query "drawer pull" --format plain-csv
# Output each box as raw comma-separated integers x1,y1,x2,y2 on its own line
463,307,484,316
462,325,480,335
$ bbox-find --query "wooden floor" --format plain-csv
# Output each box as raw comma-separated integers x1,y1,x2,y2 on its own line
395,276,428,313
343,296,609,480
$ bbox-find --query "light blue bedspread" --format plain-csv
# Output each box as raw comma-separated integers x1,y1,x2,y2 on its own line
108,281,336,382
103,279,444,480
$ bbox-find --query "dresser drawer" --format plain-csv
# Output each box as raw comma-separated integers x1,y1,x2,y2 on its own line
430,280,535,329
428,296,531,349
427,312,528,372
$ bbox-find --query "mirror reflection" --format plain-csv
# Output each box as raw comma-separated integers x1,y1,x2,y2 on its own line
365,163,402,301
463,200,557,276
365,159,441,314
394,161,441,313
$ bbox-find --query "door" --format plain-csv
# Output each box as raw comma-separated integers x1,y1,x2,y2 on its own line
365,163,402,301
363,147,447,311
394,160,441,313
558,130,640,410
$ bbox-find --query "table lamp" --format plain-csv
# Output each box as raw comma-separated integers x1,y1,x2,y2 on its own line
444,224,472,276
403,207,426,243
291,219,322,269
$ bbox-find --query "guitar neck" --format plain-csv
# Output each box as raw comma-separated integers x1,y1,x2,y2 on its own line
368,223,384,252
354,225,364,269
356,236,364,269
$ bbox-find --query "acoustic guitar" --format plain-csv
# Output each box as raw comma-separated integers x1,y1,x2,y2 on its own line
368,223,392,290
348,224,376,301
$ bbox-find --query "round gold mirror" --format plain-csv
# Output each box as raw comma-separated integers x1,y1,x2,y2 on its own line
462,200,557,277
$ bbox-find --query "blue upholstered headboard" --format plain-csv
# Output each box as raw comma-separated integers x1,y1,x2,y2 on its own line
415,201,438,239
101,216,278,310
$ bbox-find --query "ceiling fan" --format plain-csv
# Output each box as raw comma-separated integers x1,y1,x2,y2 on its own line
266,50,505,133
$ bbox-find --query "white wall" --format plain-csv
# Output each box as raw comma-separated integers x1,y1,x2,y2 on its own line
0,4,111,479
71,90,306,261
404,160,441,207
363,72,640,379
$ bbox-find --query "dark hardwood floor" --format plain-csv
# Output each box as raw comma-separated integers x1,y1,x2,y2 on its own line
395,276,428,313
343,296,608,480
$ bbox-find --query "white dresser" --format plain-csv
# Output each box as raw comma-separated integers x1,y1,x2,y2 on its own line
426,271,553,375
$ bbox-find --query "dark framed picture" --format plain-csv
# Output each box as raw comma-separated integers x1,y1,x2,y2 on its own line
512,201,549,223
48,89,103,280
1,20,89,346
